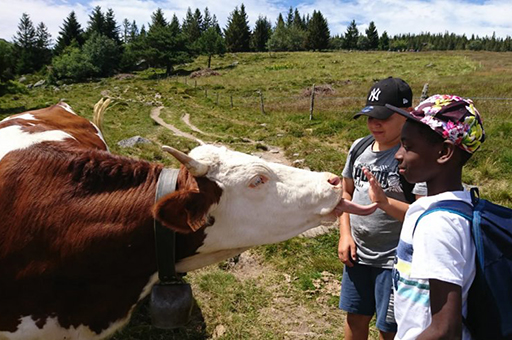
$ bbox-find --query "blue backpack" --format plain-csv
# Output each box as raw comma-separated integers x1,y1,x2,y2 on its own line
415,188,512,339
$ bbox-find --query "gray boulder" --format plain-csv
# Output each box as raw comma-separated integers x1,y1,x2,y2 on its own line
117,136,152,148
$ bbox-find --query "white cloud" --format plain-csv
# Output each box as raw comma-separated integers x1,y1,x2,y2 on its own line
1,0,511,43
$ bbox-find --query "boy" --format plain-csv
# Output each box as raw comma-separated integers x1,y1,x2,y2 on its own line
385,94,485,339
338,77,426,340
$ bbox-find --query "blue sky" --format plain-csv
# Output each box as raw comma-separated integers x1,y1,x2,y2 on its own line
1,0,511,42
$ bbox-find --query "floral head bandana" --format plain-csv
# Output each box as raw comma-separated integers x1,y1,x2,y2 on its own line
388,94,485,154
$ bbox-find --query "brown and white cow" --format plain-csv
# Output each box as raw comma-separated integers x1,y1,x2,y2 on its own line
0,102,375,340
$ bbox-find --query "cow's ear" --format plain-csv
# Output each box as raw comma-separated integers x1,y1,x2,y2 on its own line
152,189,213,234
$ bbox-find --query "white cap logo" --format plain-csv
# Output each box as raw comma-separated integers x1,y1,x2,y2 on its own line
368,88,381,102
403,98,409,104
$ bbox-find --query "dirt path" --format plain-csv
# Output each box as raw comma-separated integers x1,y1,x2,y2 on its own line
150,106,292,166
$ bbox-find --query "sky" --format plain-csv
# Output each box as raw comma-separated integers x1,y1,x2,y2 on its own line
1,0,512,43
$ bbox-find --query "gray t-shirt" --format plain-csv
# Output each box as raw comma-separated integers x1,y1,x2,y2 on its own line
342,137,427,268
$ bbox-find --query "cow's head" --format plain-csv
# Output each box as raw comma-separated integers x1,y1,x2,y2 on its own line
154,144,373,262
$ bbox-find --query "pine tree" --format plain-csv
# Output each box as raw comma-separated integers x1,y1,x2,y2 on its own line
87,6,106,37
123,19,131,43
104,8,121,43
286,7,294,27
366,21,379,50
344,20,359,50
130,20,139,41
293,9,306,30
197,27,225,68
379,30,389,50
35,22,52,70
169,15,181,35
305,10,330,51
224,4,251,52
55,11,84,54
202,7,213,31
144,9,191,75
13,13,37,74
182,8,202,47
251,16,272,52
267,14,288,51
149,8,167,28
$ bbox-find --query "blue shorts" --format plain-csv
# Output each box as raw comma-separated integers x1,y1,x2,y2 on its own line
339,263,397,333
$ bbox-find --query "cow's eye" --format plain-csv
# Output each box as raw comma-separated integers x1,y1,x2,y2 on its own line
248,175,268,188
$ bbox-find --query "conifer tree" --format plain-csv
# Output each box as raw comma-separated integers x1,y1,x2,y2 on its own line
55,11,84,55
251,16,272,52
130,20,139,41
293,9,306,30
344,20,359,49
366,21,379,50
13,13,37,74
286,7,294,27
104,8,121,43
306,10,330,51
379,30,389,50
267,14,288,51
144,8,191,75
182,7,202,46
224,4,251,52
35,22,52,70
202,7,213,32
197,27,225,68
87,6,106,38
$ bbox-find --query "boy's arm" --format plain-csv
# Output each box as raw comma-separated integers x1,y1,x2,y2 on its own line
417,279,462,340
363,167,410,221
338,177,357,267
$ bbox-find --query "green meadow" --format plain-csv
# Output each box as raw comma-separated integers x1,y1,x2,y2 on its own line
1,50,511,339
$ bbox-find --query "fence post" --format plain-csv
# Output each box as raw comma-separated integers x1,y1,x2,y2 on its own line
194,80,197,88
420,83,429,101
205,89,208,98
230,95,233,108
309,84,315,120
258,90,265,115
216,92,219,106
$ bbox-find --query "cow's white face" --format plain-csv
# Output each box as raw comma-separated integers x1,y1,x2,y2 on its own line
186,144,341,253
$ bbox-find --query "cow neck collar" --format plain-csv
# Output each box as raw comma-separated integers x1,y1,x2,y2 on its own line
154,168,181,283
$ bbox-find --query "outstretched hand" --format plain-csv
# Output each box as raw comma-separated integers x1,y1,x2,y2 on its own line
363,167,388,208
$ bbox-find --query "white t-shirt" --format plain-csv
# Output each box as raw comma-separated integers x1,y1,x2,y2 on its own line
393,191,476,340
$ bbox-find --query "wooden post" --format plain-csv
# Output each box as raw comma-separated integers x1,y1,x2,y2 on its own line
230,95,233,108
184,77,188,85
258,90,265,115
420,83,429,101
309,84,315,120
216,92,219,105
205,89,208,98
194,80,197,88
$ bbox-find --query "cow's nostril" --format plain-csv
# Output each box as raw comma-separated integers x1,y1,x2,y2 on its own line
328,176,341,186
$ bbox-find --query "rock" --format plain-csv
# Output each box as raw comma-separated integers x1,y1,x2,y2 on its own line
117,136,152,148
33,80,45,88
18,76,27,83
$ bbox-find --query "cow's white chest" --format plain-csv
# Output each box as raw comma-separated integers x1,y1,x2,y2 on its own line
0,125,75,161
0,316,128,340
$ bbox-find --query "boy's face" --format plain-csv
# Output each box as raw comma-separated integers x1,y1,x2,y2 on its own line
366,113,407,147
395,120,442,183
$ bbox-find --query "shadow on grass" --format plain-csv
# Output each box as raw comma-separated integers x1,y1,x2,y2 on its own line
112,297,209,340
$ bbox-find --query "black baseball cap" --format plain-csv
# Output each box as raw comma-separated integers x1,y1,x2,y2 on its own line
353,77,413,120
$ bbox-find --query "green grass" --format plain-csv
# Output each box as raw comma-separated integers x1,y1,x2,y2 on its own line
2,50,512,339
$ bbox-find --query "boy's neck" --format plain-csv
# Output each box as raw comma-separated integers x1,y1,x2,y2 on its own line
373,138,400,152
426,168,464,196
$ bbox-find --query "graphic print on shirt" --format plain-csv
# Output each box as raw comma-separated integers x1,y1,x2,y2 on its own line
353,162,402,193
393,239,430,307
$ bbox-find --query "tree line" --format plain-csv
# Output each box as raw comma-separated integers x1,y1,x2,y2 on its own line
1,4,511,94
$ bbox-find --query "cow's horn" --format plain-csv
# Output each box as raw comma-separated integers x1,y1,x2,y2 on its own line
162,145,209,177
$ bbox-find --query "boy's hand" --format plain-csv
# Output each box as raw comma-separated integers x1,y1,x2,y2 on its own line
338,235,357,267
363,167,389,208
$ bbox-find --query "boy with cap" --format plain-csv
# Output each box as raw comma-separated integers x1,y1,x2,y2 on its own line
381,94,485,339
338,77,426,340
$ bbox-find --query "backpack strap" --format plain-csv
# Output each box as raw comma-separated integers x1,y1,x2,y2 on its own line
348,134,374,172
413,199,474,236
348,134,416,203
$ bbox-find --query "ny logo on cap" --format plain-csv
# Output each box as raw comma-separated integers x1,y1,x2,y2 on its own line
368,88,381,102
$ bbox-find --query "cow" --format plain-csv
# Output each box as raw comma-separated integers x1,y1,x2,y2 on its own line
0,101,376,340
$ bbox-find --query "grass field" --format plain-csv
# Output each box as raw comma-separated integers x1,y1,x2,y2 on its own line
1,50,511,339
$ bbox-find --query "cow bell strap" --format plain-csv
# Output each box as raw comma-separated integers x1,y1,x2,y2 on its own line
154,168,181,284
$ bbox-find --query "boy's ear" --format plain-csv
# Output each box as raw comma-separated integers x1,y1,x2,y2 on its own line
437,140,456,164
